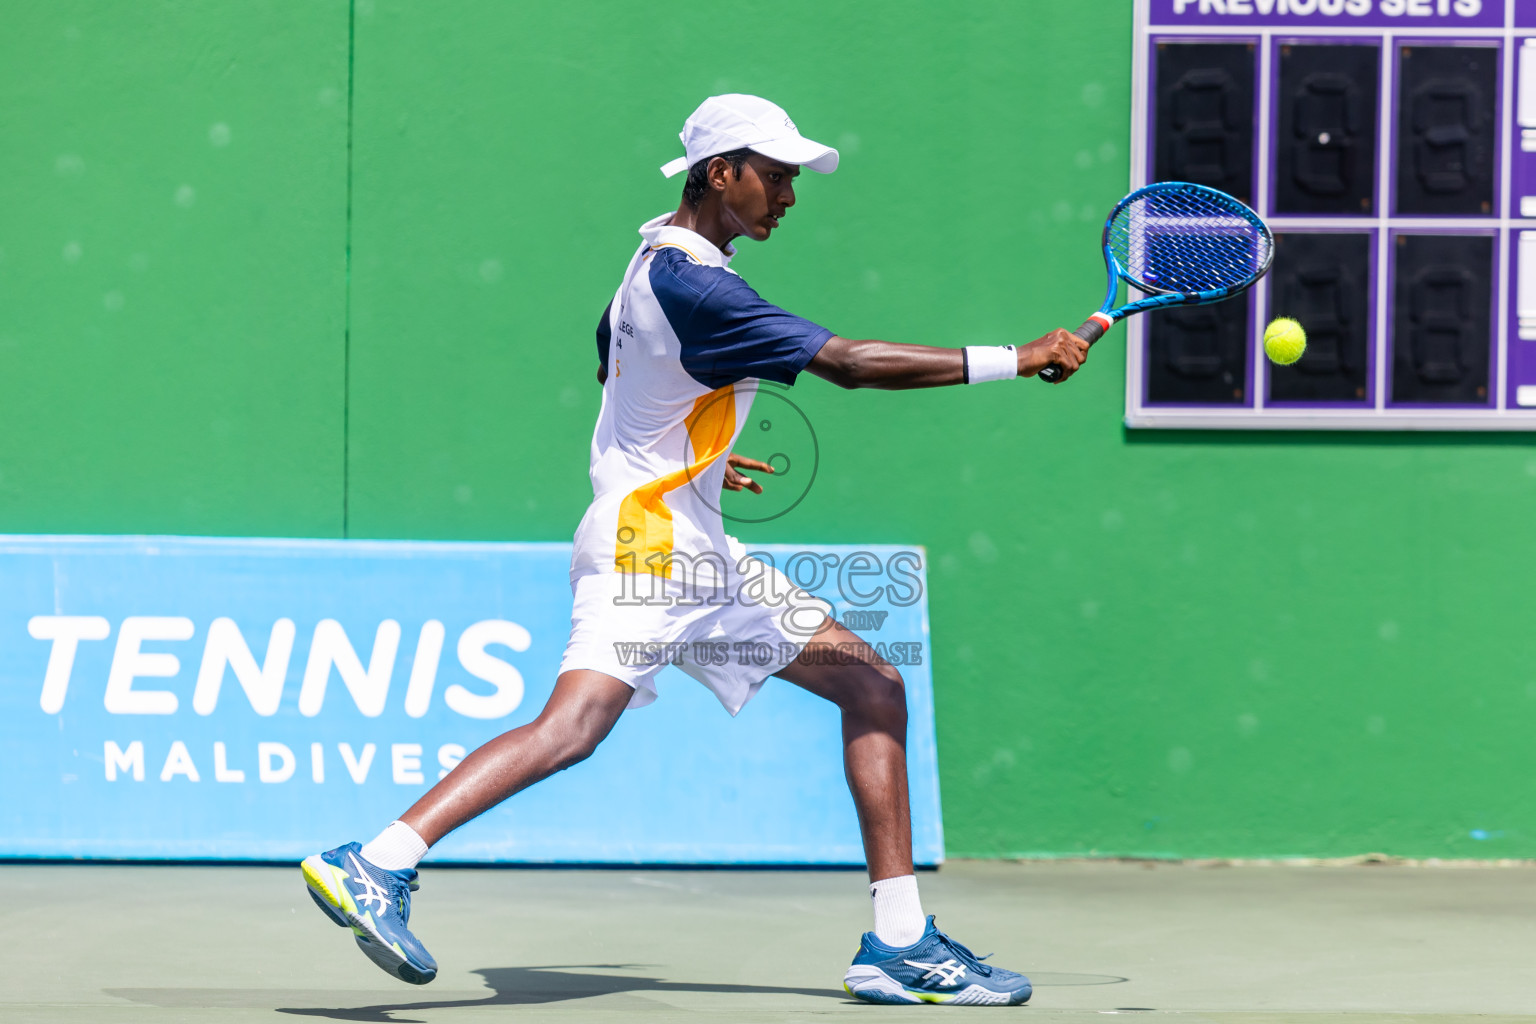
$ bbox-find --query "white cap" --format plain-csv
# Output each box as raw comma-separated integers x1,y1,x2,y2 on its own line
660,94,839,178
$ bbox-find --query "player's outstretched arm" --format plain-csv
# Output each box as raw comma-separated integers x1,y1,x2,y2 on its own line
807,330,1090,390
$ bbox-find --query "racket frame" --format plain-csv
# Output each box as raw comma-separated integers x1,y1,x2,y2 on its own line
1039,181,1274,383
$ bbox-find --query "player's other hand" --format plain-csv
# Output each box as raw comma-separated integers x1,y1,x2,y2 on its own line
723,453,774,494
1018,328,1090,382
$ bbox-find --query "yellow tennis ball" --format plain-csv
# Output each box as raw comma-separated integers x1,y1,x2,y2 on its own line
1264,317,1307,365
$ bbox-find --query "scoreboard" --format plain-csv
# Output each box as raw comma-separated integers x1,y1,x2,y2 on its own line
1127,0,1536,429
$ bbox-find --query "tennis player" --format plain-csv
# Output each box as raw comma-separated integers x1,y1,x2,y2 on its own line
302,93,1089,1007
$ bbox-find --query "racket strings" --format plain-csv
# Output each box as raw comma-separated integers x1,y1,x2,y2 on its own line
1109,186,1273,294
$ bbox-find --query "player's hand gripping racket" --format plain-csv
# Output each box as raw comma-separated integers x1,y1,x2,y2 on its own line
1039,181,1274,383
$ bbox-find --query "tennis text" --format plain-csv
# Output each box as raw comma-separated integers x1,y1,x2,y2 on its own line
28,615,529,719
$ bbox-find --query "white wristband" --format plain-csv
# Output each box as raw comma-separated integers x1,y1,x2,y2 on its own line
963,345,1018,384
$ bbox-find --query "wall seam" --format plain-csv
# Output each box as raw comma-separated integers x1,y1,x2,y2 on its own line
342,0,355,538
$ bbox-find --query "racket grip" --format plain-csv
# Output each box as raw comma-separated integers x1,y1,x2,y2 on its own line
1038,317,1109,384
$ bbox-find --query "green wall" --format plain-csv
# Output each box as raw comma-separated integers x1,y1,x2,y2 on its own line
0,2,349,536
5,0,1535,860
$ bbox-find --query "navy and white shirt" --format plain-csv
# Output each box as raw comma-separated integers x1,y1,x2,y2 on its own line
570,213,833,585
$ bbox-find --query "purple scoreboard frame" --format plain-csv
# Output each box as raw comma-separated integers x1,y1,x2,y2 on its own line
1128,0,1536,429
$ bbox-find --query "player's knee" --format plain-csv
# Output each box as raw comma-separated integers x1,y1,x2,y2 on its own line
555,737,600,771
533,707,611,772
550,725,605,771
849,665,907,728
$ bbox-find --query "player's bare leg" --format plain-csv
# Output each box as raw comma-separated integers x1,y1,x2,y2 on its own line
400,669,635,844
774,618,913,882
778,617,1032,1005
299,670,632,985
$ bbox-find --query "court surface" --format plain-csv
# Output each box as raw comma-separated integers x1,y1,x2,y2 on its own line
5,859,1533,1023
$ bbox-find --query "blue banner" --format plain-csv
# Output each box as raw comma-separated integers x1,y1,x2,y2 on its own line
0,536,942,864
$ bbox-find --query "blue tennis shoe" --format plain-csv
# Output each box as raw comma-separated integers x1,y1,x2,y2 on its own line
301,841,438,985
843,916,1031,1005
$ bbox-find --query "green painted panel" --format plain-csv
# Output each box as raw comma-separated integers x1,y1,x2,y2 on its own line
0,0,1529,861
0,1,348,536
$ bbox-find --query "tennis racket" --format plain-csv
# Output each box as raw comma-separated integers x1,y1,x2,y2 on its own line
1039,181,1274,384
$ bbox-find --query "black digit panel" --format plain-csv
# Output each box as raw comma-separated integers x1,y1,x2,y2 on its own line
1274,44,1379,215
1395,45,1497,216
1390,234,1492,404
1268,233,1372,403
1154,42,1256,206
1147,296,1250,405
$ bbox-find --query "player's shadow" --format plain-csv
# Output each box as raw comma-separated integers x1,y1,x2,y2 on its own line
273,964,846,1021
105,966,1126,1020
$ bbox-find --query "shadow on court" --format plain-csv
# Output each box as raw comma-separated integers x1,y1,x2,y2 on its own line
108,965,841,1021
105,966,1127,1020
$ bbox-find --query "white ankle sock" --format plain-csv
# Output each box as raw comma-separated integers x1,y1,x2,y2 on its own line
360,820,429,871
870,874,926,948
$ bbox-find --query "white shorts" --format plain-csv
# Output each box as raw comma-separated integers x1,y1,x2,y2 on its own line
559,545,832,716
